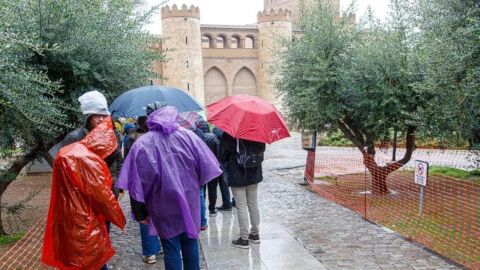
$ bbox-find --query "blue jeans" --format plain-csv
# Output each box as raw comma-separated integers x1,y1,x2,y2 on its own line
200,186,207,226
140,222,161,256
161,232,199,270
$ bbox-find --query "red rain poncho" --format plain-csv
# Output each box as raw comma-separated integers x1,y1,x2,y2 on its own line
42,117,126,270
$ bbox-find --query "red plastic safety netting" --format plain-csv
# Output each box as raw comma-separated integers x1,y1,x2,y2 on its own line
0,215,52,270
304,146,480,269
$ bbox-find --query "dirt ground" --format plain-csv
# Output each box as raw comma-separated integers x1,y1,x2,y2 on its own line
0,172,52,256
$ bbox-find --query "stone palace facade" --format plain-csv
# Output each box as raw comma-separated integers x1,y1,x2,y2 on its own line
152,0,341,106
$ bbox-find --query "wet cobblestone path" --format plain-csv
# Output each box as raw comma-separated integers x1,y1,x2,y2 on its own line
108,133,460,269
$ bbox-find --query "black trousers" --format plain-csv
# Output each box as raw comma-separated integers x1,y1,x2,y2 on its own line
207,176,221,211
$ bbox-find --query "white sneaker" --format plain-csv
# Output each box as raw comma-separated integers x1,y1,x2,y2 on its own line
143,255,156,264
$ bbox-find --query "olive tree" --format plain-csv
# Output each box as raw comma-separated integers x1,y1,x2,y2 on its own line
0,0,165,235
277,0,427,194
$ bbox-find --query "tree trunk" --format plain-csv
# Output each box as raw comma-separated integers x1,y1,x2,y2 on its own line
0,144,44,235
0,181,12,235
337,118,417,195
363,126,416,195
363,154,403,194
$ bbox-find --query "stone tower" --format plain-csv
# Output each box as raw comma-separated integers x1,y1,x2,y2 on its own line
264,0,340,23
257,8,292,103
161,5,205,105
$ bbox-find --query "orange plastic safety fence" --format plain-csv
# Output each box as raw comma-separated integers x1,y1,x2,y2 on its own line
0,216,53,270
305,146,480,269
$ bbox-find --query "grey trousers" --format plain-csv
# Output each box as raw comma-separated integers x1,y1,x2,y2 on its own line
231,184,260,240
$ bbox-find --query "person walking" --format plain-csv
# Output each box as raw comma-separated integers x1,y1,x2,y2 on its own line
60,90,124,199
212,127,233,211
196,120,223,217
124,115,162,264
118,105,222,270
42,115,126,269
219,132,266,249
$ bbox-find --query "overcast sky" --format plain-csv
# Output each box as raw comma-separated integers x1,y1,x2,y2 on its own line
144,0,390,34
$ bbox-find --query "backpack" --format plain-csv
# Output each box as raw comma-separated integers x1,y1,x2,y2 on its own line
236,139,264,169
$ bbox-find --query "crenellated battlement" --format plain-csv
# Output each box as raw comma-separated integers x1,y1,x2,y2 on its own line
161,4,200,19
257,8,292,23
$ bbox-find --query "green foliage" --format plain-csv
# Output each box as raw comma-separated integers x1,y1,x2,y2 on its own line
416,0,480,150
320,130,353,147
0,0,164,163
277,0,357,131
276,0,479,155
429,166,480,181
276,0,424,155
0,232,24,246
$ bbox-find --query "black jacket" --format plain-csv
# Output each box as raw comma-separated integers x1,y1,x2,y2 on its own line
203,132,219,158
219,133,265,187
123,129,149,221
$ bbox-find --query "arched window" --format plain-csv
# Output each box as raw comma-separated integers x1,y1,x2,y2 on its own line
245,36,254,49
231,36,240,49
201,35,212,48
216,36,226,49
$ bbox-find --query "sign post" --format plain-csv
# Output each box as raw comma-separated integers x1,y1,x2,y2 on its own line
301,131,317,151
414,160,428,215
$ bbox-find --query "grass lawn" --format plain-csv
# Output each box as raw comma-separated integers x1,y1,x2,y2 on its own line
428,166,480,182
0,232,24,246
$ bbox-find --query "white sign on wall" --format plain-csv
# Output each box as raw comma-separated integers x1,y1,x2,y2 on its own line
414,160,429,186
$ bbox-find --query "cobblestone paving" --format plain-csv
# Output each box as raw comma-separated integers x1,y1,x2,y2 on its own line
108,132,462,269
259,133,462,270
108,197,207,270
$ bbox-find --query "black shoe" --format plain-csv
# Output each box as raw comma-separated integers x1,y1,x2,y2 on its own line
216,206,233,211
231,237,249,249
209,209,217,216
248,234,260,244
231,198,236,208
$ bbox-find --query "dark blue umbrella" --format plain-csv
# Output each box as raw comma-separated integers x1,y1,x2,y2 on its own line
109,85,203,118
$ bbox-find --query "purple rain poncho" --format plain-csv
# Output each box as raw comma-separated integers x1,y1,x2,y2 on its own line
117,106,221,240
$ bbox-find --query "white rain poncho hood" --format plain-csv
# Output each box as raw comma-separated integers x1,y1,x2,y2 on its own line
78,90,110,116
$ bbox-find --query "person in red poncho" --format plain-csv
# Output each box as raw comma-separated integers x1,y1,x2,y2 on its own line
42,114,126,270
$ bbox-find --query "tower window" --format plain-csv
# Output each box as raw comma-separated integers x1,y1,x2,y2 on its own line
186,60,189,68
185,36,188,45
187,83,190,91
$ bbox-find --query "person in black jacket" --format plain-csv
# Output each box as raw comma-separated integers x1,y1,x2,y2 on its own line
219,132,265,249
212,127,233,211
123,114,162,264
204,132,221,216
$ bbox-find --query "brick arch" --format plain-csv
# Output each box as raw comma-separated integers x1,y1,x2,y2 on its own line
233,67,257,96
215,34,228,48
204,66,228,105
201,33,214,48
244,35,256,49
230,34,241,48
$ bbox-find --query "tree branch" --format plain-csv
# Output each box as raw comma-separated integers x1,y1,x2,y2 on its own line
337,119,364,152
397,125,416,165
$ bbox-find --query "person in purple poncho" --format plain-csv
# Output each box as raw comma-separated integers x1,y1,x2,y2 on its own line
118,104,222,270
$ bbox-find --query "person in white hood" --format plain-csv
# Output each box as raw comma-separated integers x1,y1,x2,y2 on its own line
60,90,123,196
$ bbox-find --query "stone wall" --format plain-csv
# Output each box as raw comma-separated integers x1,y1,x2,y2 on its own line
161,5,205,104
257,9,292,103
203,52,258,105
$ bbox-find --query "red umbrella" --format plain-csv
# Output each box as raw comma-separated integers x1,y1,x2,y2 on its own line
207,95,290,144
